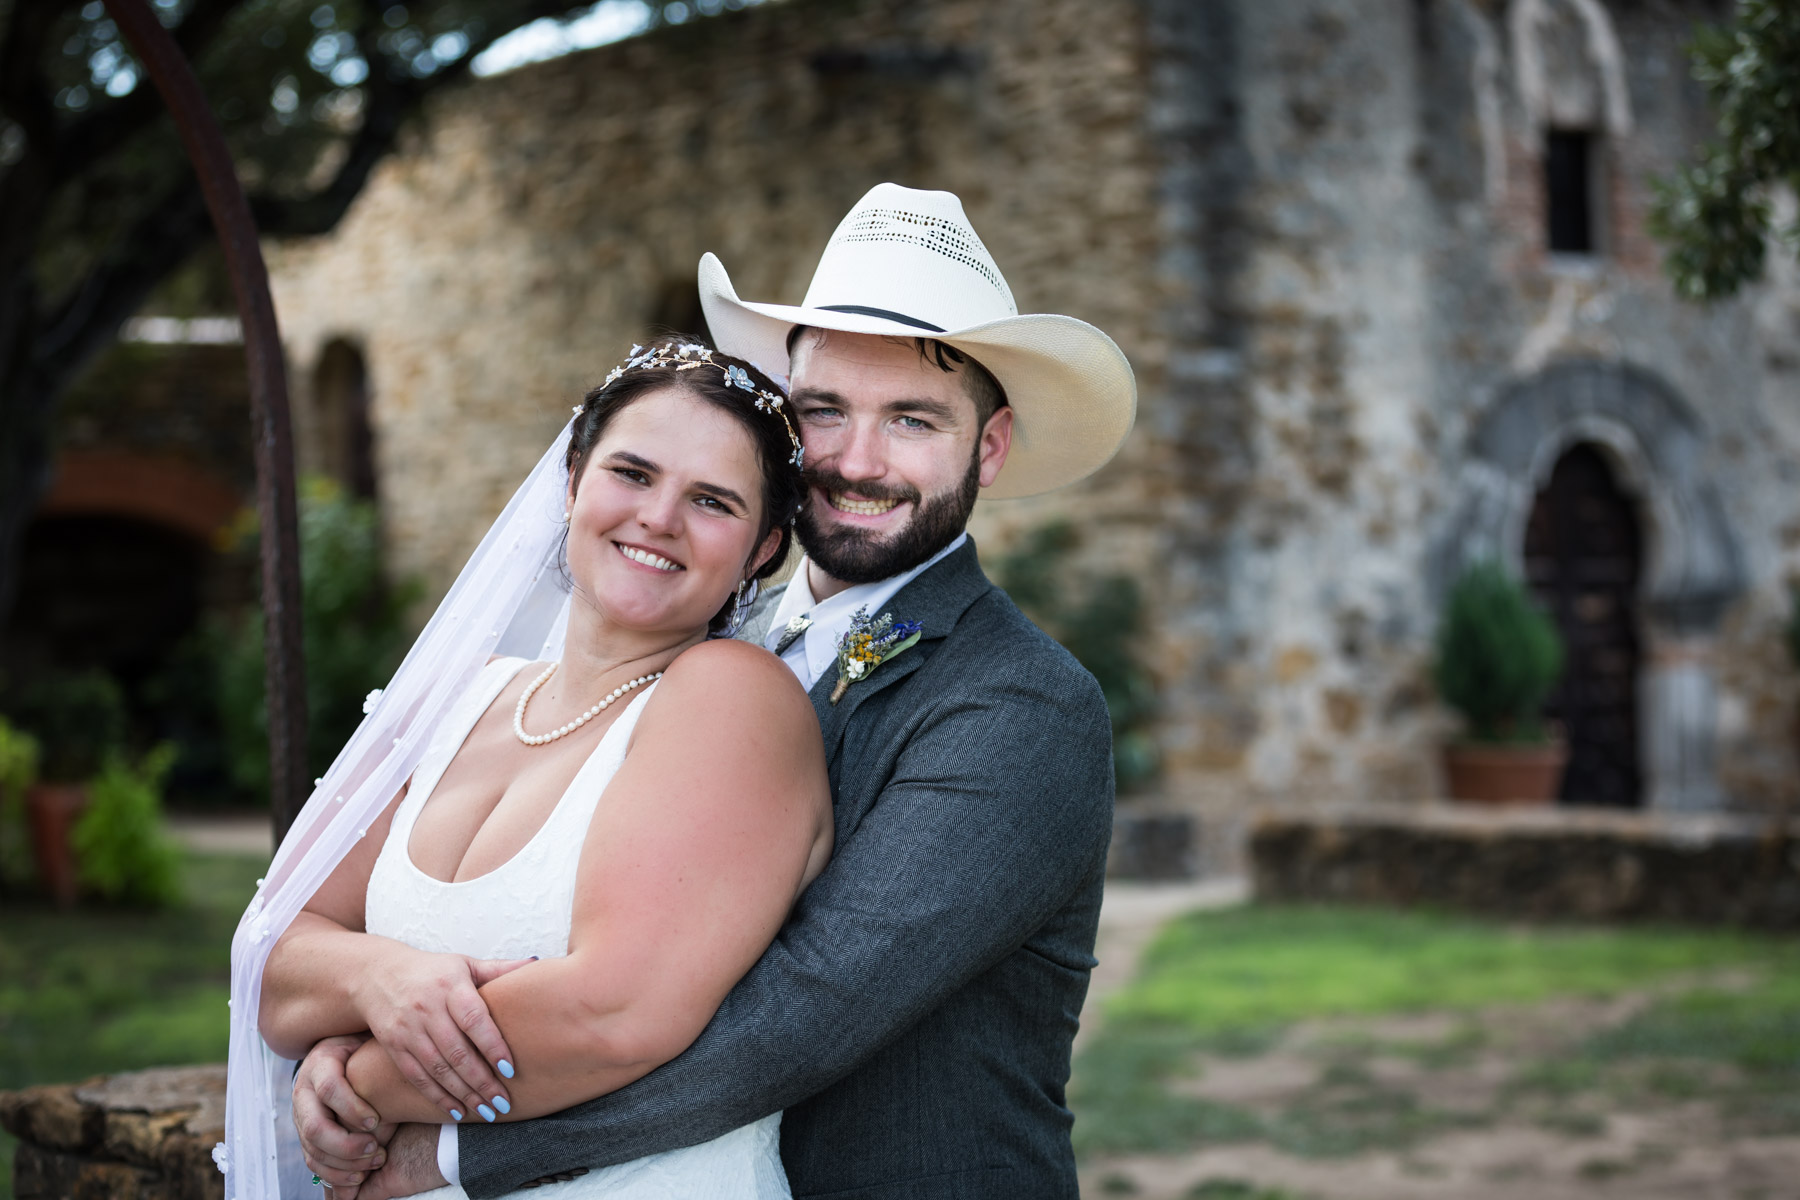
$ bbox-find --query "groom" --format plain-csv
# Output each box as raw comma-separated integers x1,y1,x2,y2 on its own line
297,183,1136,1199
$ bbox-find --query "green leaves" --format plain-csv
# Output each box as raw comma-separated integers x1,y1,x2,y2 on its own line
71,744,185,907
1432,563,1563,743
0,719,42,891
1786,584,1800,670
993,521,1160,789
1650,0,1800,300
215,475,419,798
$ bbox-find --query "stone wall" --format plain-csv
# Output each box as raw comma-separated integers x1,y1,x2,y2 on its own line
265,0,1800,816
267,0,1165,601
1151,0,1800,815
0,1065,225,1200
1250,803,1800,927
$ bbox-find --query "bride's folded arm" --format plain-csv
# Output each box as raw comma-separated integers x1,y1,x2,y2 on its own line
346,639,834,1125
262,783,530,1124
258,786,408,1059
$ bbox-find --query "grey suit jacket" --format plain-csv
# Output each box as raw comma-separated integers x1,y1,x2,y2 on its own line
460,539,1115,1199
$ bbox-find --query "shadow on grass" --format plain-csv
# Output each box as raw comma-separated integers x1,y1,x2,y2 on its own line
1071,1017,1487,1160
1071,903,1800,1164
1506,971,1800,1136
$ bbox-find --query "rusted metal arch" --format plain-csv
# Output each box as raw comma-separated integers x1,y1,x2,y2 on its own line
103,0,307,848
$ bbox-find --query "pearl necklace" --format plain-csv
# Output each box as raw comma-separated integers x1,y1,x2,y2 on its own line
512,662,663,747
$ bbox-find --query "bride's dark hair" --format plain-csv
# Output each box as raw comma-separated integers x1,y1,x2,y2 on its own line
563,334,804,632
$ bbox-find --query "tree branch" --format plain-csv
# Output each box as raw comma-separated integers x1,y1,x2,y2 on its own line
52,0,248,181
248,20,424,236
31,0,595,388
249,0,581,234
33,174,212,396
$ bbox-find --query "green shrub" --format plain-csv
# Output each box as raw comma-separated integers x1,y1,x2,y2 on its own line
217,477,420,798
1433,563,1564,743
1,669,126,782
71,744,183,907
0,716,40,891
993,522,1161,789
1785,584,1800,670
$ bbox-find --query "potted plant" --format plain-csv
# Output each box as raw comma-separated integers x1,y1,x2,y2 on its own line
3,670,127,905
0,716,40,892
1433,562,1567,805
1786,585,1800,753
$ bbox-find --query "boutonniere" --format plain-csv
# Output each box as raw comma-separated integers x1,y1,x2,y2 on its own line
831,608,924,704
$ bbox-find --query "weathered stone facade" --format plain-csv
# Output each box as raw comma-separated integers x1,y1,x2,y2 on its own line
266,0,1800,818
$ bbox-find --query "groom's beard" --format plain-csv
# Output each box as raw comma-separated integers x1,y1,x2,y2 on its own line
796,452,980,586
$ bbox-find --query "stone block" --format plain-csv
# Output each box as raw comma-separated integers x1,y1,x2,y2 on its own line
1249,803,1800,928
1,1065,226,1200
1109,809,1200,880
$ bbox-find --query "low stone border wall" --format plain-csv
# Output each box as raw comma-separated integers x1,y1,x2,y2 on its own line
1108,808,1201,880
0,1064,224,1200
1250,803,1800,928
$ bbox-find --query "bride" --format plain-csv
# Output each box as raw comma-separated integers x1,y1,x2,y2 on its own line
225,338,832,1199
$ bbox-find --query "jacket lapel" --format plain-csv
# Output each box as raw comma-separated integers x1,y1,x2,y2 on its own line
808,540,994,773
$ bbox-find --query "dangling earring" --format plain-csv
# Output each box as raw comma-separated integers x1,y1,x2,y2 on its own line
718,578,759,639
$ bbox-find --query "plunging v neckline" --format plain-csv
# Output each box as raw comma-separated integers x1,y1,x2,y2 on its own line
401,658,655,886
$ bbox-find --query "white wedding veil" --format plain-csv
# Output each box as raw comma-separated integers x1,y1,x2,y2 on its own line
218,417,578,1199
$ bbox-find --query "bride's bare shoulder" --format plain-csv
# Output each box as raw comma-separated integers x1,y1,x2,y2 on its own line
646,639,813,727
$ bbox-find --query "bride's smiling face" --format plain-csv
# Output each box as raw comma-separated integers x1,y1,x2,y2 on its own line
565,384,779,636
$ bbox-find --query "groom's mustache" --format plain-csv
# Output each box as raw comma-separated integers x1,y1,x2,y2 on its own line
801,469,922,509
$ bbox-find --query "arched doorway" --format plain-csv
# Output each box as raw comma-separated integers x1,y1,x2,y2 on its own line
313,339,377,500
5,515,209,687
1437,359,1744,810
647,278,712,344
1523,443,1643,807
5,453,254,804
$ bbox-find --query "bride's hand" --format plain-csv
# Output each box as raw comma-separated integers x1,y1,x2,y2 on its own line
353,948,534,1121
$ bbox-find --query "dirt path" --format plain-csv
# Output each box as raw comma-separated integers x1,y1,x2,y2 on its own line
1076,981,1800,1200
167,814,274,857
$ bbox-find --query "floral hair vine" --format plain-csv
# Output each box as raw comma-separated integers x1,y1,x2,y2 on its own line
601,342,805,470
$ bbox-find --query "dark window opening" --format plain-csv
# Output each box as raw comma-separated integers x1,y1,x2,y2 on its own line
1545,129,1597,255
648,280,712,347
314,340,377,499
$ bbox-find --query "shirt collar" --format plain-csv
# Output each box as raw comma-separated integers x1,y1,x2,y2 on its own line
766,533,968,685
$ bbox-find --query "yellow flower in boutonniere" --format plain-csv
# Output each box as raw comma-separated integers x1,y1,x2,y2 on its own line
831,608,924,704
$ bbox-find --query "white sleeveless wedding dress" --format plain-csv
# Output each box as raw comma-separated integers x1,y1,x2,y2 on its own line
364,656,789,1199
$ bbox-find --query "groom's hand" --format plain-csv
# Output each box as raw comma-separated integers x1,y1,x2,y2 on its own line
295,1035,392,1191
351,1123,445,1200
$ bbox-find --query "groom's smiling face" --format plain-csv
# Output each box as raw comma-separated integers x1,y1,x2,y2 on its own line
787,330,1013,587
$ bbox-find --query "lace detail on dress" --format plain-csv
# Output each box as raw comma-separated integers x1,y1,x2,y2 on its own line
365,657,787,1200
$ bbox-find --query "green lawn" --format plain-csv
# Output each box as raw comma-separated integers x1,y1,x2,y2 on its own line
7,883,1797,1196
1071,904,1800,1161
0,852,266,1198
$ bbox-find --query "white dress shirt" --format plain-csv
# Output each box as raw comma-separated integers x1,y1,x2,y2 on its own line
436,532,965,1186
763,534,966,691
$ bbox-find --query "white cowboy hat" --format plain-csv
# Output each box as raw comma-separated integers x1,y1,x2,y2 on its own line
697,183,1136,499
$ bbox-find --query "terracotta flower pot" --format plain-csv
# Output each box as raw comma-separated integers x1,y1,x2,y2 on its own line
1441,741,1567,806
26,782,87,908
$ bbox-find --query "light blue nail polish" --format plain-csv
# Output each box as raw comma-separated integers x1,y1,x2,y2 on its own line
497,1059,514,1079
450,1109,463,1122
478,1104,496,1123
492,1095,511,1115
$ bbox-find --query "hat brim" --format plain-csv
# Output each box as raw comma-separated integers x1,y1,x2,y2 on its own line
697,253,1135,500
